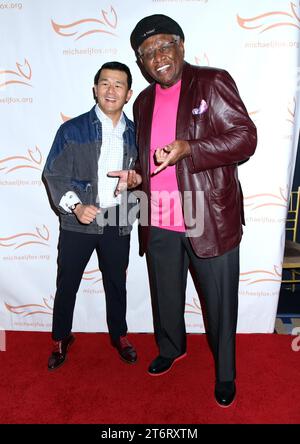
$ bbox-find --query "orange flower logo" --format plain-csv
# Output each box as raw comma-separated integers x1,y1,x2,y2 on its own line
51,6,118,40
0,225,50,249
185,298,202,315
0,146,42,174
240,265,282,285
82,268,102,285
249,109,260,118
244,187,288,211
0,59,32,88
186,266,283,307
237,2,300,33
5,295,54,317
60,112,71,123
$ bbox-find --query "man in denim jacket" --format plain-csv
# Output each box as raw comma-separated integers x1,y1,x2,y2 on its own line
43,62,141,371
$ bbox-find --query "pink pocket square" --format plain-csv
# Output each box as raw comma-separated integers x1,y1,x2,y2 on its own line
192,99,208,115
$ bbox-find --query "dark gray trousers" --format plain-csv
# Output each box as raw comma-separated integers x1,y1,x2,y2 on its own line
146,226,239,382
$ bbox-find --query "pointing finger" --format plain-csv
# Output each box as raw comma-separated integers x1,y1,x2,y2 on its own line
152,159,170,175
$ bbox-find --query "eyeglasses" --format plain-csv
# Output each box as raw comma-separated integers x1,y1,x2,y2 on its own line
139,39,179,62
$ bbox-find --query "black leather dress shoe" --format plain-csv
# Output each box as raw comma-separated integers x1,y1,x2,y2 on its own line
215,381,236,407
113,335,137,364
148,353,187,376
48,333,75,371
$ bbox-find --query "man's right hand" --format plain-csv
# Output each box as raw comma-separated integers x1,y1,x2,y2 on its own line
73,204,100,224
107,170,142,196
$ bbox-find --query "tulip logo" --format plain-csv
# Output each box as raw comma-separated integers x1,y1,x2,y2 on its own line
291,327,300,351
244,187,288,211
185,298,202,315
0,225,50,249
249,109,260,120
60,112,71,122
51,6,118,40
237,2,300,33
82,268,102,285
0,146,42,174
240,265,282,285
5,295,54,317
0,59,32,89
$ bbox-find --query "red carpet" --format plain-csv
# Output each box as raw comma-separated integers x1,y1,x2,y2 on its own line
0,332,299,424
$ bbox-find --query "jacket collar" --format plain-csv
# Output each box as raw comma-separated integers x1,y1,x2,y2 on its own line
89,104,134,134
140,61,193,149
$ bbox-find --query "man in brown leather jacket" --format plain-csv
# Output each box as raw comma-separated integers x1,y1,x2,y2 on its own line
130,14,257,407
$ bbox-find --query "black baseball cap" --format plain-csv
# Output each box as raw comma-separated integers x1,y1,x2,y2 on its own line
130,14,185,52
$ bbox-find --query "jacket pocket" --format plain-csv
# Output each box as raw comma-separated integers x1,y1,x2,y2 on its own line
210,179,240,240
190,113,209,140
210,179,234,200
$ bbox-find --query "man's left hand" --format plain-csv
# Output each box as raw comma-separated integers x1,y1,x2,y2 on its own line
153,140,191,175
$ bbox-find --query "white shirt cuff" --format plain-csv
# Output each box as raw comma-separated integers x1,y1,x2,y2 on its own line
59,191,81,213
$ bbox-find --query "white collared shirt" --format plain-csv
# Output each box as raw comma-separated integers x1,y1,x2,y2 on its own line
59,105,125,212
95,104,125,208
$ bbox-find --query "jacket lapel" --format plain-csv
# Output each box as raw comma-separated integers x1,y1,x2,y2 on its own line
176,62,196,140
139,84,155,173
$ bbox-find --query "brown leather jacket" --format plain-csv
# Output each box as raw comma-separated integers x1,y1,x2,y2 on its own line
133,62,257,258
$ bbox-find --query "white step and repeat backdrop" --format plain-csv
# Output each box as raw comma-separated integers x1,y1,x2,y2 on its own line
0,0,299,334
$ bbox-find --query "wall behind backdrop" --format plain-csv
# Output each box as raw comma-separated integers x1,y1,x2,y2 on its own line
0,0,299,334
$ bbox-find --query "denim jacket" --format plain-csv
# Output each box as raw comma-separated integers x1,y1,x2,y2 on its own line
43,106,138,235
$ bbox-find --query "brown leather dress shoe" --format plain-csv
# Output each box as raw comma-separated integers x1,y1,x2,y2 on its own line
48,333,75,371
113,335,137,364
